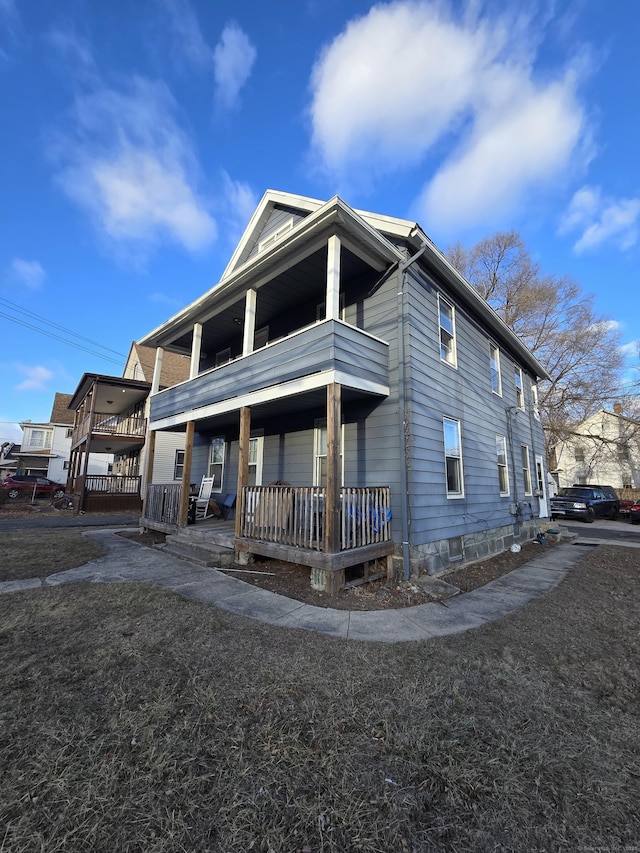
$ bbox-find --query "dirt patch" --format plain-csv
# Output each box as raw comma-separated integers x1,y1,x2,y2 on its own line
119,530,557,610
1,545,639,853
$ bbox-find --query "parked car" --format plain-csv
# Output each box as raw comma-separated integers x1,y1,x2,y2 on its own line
629,501,640,524
550,485,620,522
619,498,635,516
1,474,66,500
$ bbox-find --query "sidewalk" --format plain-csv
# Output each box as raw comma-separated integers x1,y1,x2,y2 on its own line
0,529,602,643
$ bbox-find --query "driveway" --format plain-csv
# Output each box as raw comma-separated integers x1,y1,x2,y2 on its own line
562,515,640,543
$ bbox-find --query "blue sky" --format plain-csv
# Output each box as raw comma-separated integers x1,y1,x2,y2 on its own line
1,0,639,444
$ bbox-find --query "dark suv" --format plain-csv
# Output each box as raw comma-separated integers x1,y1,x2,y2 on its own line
2,474,66,500
550,484,620,522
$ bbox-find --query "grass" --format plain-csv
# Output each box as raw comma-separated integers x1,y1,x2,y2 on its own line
1,541,639,851
0,530,107,582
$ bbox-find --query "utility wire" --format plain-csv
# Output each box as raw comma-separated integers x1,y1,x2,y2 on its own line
0,297,128,361
0,310,124,367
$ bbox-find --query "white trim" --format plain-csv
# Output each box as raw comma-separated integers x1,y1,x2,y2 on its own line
150,369,389,431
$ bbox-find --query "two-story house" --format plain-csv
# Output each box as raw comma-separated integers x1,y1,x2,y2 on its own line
138,190,549,592
551,404,640,490
66,343,191,511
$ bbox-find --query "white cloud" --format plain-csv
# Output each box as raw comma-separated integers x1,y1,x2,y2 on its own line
560,185,640,253
620,339,640,359
159,0,211,70
309,1,588,231
51,77,217,255
213,22,256,110
220,172,258,244
15,365,53,391
11,258,45,289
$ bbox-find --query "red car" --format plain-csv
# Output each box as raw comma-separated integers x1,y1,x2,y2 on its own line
629,501,640,525
2,474,66,500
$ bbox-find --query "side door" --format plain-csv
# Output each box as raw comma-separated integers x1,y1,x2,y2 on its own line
535,455,548,518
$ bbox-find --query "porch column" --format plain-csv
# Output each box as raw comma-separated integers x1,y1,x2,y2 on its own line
324,382,341,554
190,325,202,379
151,347,164,395
243,289,257,356
236,406,251,538
178,421,195,527
325,235,341,320
142,428,156,498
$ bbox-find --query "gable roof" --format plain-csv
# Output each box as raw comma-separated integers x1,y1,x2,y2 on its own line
124,342,191,388
138,190,549,380
49,392,75,425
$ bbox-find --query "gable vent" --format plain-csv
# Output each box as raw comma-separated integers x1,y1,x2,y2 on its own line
258,217,294,253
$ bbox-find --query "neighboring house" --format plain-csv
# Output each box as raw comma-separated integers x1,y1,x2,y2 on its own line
551,404,640,490
138,190,549,590
66,344,190,511
14,393,111,485
0,441,20,481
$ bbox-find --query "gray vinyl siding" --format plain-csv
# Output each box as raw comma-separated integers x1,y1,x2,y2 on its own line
246,207,307,262
404,265,546,546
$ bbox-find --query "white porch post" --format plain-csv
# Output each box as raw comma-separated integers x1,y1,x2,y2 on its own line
326,235,341,320
151,347,164,395
190,324,202,379
243,289,257,356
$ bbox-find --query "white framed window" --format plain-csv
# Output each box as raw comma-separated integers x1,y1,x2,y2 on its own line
489,343,502,395
313,419,343,487
574,447,585,463
438,295,457,367
531,383,540,420
66,427,74,439
29,429,52,449
443,417,464,497
174,449,185,481
496,435,509,496
515,368,525,410
208,437,225,492
248,435,264,486
521,445,532,495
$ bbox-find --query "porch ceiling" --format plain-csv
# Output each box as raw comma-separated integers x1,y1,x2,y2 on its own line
163,245,375,356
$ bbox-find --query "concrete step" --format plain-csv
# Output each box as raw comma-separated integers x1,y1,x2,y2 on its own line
158,539,236,568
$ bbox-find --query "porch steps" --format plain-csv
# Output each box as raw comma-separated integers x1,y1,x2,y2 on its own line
156,527,237,569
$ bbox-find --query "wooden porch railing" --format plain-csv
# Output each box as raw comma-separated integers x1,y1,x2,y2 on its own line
85,474,141,494
240,485,391,552
73,411,146,444
144,483,182,526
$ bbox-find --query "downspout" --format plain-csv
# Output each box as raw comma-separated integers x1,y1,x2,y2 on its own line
397,239,429,580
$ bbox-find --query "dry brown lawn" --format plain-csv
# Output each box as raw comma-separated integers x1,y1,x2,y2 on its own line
1,542,639,852
0,529,106,582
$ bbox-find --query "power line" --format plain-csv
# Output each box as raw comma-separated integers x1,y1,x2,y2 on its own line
0,300,128,367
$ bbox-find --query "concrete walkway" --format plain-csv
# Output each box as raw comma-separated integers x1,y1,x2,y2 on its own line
2,529,617,642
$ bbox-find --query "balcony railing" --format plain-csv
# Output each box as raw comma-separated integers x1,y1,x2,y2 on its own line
85,474,141,494
240,485,391,552
73,411,146,444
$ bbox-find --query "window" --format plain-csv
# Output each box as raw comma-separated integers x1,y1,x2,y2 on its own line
496,435,509,495
521,445,532,495
574,447,585,463
63,460,70,470
215,347,232,367
438,296,456,366
443,417,464,497
313,419,343,486
248,436,264,486
515,368,525,410
174,449,185,481
208,437,225,492
531,383,540,420
489,343,502,395
66,428,74,439
29,429,52,449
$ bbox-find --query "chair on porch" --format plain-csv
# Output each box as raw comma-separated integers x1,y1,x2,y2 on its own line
219,493,236,520
194,476,216,520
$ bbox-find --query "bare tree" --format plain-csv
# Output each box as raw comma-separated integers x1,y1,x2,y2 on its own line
448,232,624,454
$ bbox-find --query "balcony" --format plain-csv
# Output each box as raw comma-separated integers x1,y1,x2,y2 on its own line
149,320,389,428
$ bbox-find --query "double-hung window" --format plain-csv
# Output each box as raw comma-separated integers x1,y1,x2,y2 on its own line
208,437,225,492
443,417,464,497
521,445,532,495
496,435,509,495
515,368,525,410
438,296,457,367
174,450,185,481
490,343,502,395
531,383,540,420
313,419,343,487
